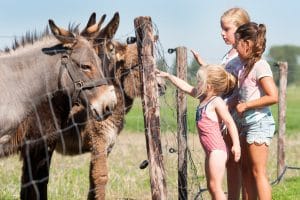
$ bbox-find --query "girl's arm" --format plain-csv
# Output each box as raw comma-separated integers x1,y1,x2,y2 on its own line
214,97,241,162
191,49,207,66
155,69,198,97
236,76,278,114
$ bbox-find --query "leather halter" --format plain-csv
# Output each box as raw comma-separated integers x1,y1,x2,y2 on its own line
59,53,108,104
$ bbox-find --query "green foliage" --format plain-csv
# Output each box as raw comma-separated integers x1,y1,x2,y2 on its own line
267,45,300,85
272,176,300,199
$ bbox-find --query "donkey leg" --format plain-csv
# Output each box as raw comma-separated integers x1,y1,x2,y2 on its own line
20,142,55,200
88,136,108,200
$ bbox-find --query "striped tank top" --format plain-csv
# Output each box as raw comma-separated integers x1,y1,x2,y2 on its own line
196,97,227,155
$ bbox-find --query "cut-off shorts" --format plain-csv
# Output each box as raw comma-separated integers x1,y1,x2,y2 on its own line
239,113,275,146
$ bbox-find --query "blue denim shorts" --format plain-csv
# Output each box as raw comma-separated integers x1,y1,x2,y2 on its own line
239,113,275,146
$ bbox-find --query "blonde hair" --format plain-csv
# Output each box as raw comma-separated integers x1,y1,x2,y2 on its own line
196,65,236,97
221,7,250,28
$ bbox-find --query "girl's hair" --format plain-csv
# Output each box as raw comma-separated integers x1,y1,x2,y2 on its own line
235,22,267,77
221,7,250,28
196,65,236,97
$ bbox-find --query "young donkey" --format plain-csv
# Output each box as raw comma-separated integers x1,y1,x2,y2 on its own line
20,13,166,200
0,17,116,140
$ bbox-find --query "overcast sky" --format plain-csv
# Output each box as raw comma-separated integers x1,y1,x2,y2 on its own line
0,0,299,64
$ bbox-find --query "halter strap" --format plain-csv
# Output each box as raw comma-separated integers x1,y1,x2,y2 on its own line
201,96,217,111
60,53,108,104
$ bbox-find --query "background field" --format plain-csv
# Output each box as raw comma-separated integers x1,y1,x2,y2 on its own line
0,86,299,199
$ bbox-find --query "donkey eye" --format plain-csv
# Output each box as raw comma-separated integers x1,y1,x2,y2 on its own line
80,64,92,71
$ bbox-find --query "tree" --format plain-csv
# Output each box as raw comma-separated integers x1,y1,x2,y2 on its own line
267,45,300,85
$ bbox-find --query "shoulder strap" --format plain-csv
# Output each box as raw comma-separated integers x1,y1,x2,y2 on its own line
203,96,217,111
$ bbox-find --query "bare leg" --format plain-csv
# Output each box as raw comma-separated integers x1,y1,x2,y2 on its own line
206,150,227,200
240,137,257,200
248,143,271,200
224,133,241,200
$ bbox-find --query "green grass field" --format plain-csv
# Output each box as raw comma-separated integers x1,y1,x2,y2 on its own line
0,86,299,199
125,85,300,135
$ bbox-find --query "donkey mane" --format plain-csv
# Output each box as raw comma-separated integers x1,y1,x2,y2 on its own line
3,23,80,53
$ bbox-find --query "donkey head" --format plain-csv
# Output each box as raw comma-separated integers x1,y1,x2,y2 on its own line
81,12,166,99
81,12,120,80
48,19,117,120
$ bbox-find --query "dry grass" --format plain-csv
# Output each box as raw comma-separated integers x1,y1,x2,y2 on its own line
0,132,299,199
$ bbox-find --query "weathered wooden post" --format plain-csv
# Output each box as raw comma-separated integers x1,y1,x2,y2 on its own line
276,61,288,177
176,47,188,200
134,16,167,200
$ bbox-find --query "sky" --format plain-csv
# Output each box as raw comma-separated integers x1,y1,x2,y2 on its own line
0,0,299,65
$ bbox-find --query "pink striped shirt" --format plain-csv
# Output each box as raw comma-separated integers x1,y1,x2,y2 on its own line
196,98,227,155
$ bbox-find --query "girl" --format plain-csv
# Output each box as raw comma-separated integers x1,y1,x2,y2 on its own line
192,7,250,199
156,65,241,200
234,22,278,200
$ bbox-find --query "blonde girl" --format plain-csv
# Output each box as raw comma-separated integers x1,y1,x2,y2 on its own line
156,65,241,200
234,22,278,200
192,7,250,199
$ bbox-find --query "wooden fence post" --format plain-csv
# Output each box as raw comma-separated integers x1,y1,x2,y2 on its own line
276,61,288,178
176,47,188,200
134,16,167,200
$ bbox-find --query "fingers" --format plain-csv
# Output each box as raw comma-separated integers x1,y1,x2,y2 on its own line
190,49,199,57
232,147,241,162
155,69,168,78
234,151,241,162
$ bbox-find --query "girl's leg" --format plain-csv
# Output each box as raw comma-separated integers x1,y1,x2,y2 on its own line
206,150,227,200
224,134,241,200
248,143,271,200
240,136,257,200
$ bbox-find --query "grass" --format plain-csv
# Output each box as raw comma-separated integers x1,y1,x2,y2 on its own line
272,176,300,199
0,133,299,199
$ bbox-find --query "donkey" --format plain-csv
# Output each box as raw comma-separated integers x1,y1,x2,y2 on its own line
0,18,117,141
18,13,165,200
55,13,166,199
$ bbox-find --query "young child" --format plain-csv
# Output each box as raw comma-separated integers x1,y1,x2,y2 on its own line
191,7,250,199
234,22,278,200
156,65,241,200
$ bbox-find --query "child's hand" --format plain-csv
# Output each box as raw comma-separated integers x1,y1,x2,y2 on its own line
231,145,241,162
236,102,248,116
155,69,169,78
191,49,200,58
190,49,206,66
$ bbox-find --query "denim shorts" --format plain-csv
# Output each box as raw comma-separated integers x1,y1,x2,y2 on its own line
239,113,275,146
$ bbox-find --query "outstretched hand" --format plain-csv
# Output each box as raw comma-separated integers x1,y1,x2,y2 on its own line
190,49,206,66
155,69,170,78
231,145,241,162
191,49,200,58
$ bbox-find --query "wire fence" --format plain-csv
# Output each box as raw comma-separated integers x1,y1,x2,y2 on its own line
0,19,299,199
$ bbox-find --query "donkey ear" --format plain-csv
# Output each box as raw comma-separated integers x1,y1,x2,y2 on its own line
81,13,106,38
97,12,120,40
48,19,75,44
